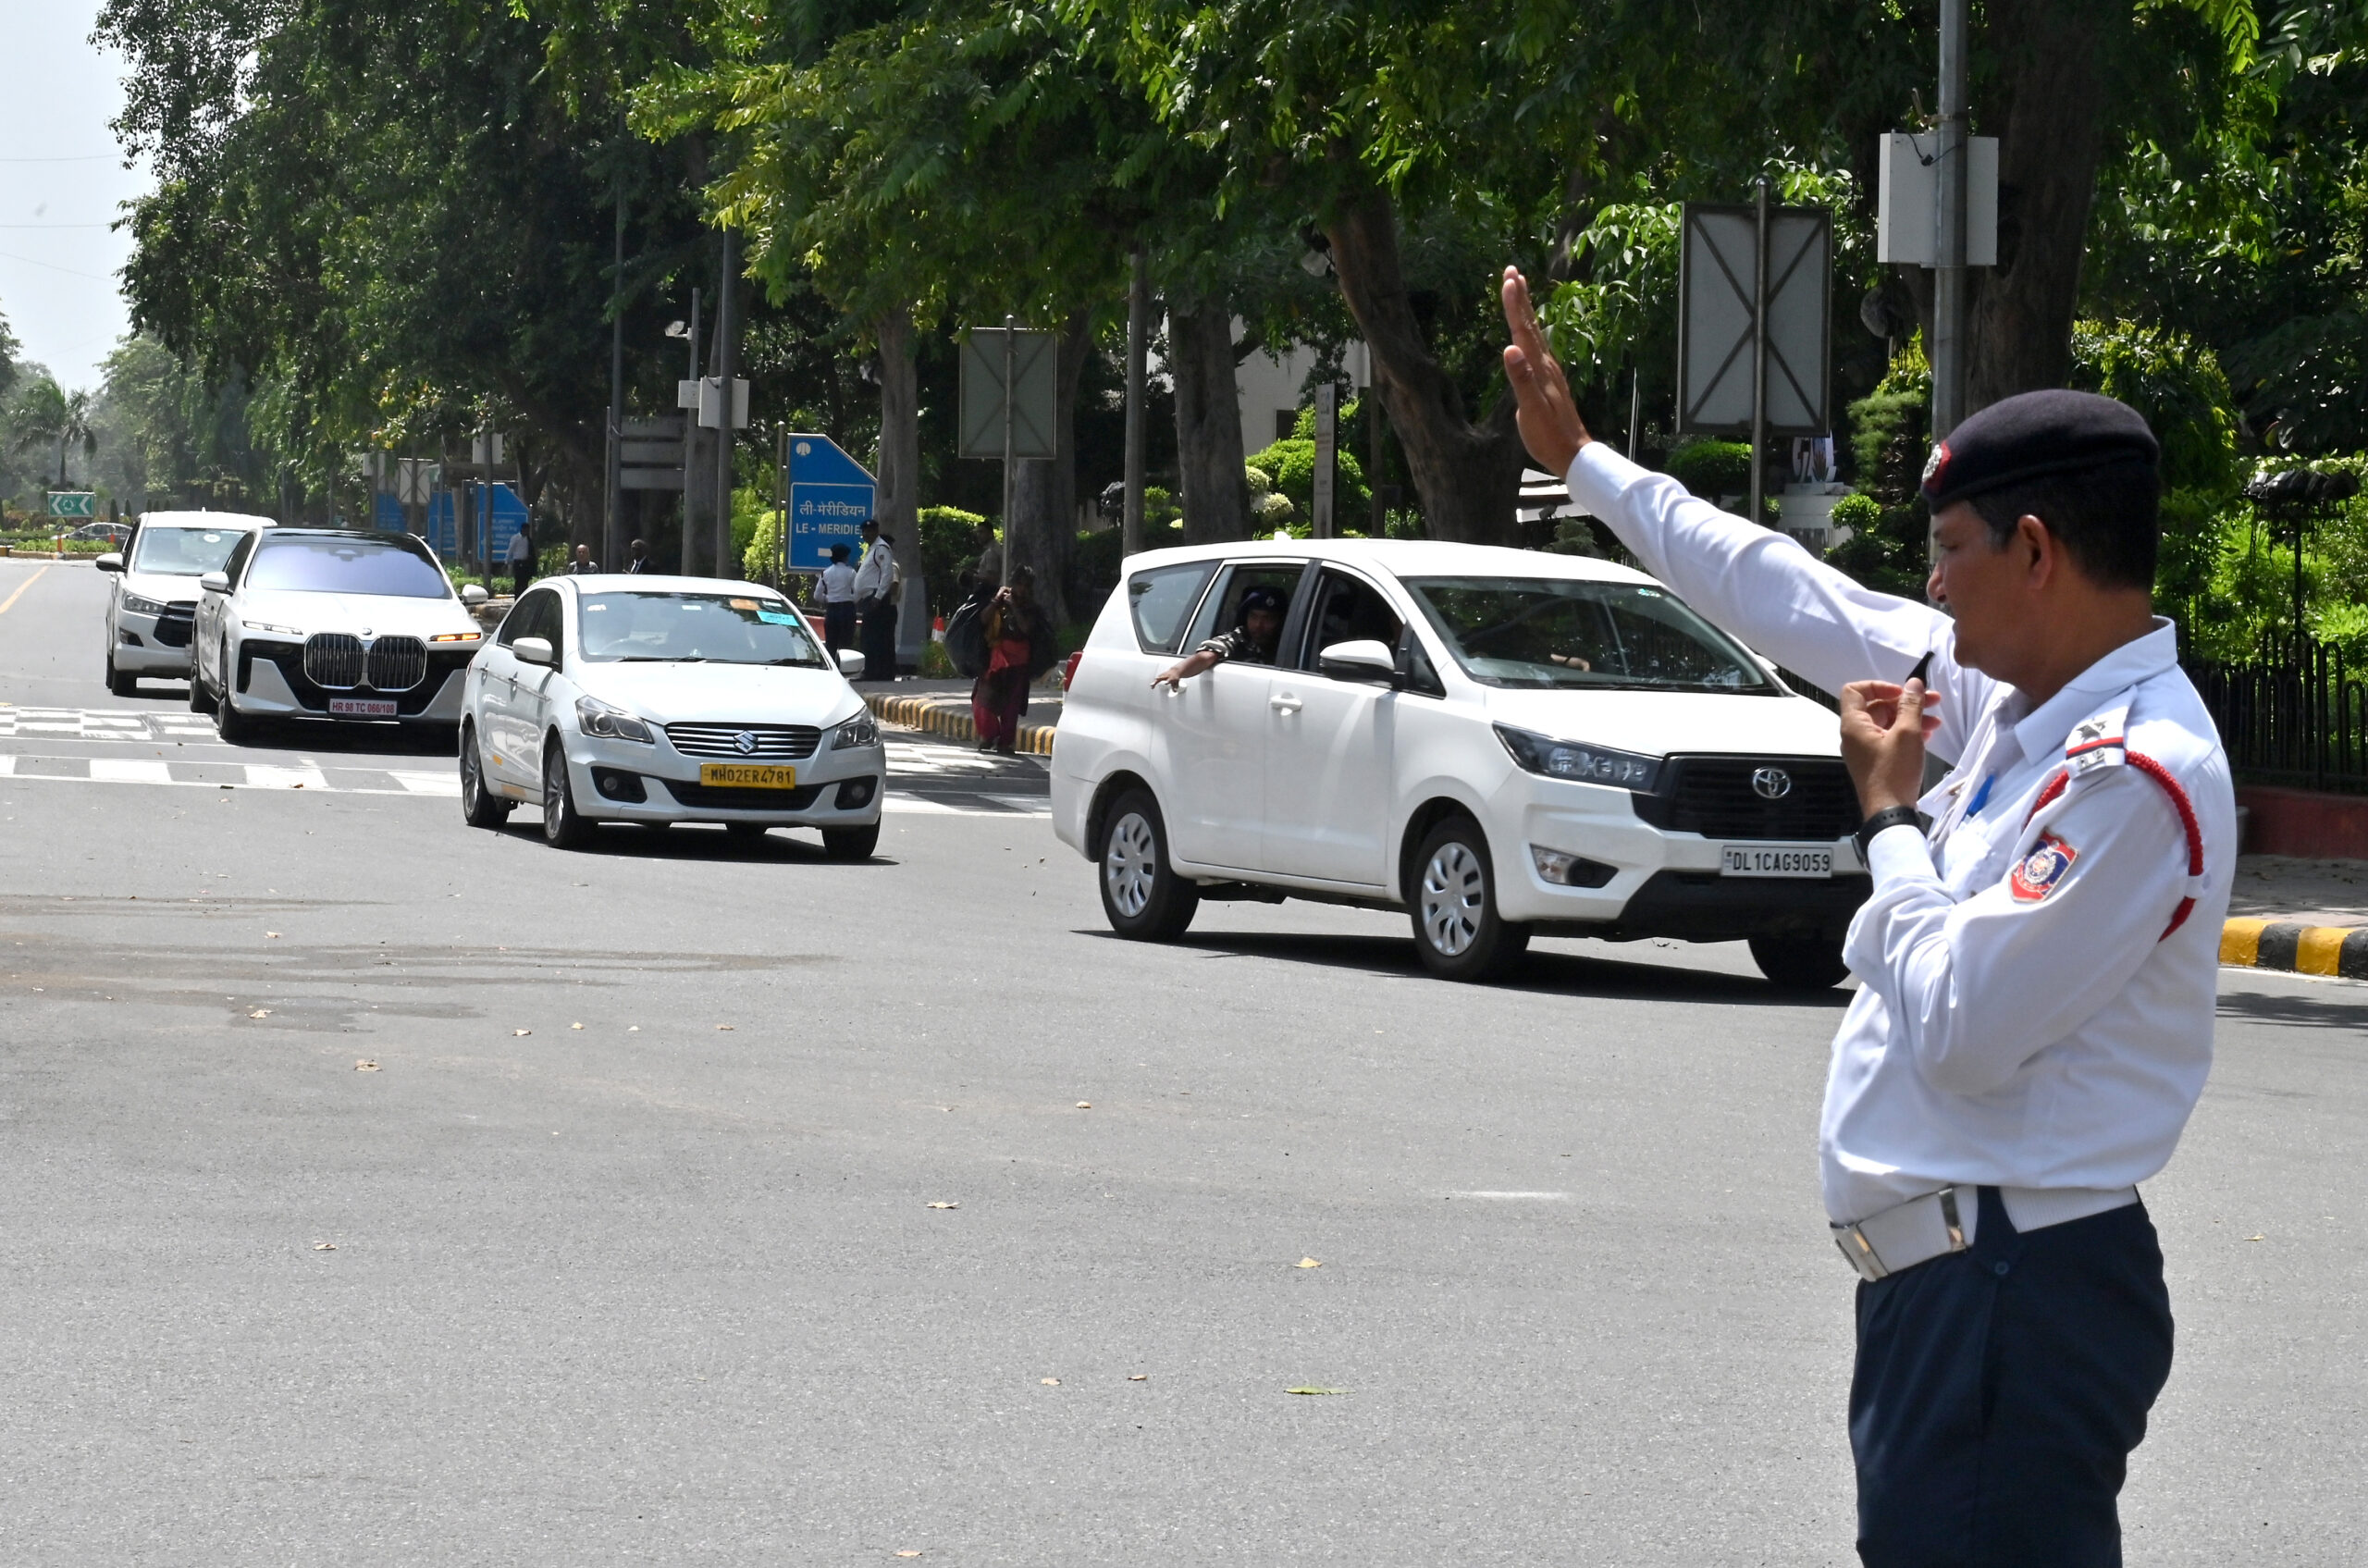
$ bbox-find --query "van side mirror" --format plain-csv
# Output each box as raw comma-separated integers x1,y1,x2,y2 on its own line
836,648,867,679
1317,638,1397,683
512,636,555,668
199,572,230,594
95,552,124,574
460,583,488,607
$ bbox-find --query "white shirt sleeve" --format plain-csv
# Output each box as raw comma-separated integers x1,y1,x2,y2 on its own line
1843,767,2191,1097
1563,441,1994,765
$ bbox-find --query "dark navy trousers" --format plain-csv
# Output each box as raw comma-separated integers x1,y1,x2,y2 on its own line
1850,1186,2174,1567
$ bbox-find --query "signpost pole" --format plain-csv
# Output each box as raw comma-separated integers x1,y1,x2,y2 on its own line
606,182,624,574
1749,177,1770,530
680,288,701,575
1000,314,1016,587
713,229,741,580
1313,383,1338,539
1932,0,1969,438
777,427,790,587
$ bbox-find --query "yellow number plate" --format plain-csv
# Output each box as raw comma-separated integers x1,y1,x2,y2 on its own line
698,762,797,789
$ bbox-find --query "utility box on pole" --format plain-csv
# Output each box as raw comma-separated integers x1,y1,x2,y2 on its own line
1875,132,1998,267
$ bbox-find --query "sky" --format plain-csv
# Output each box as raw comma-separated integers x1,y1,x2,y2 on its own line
0,0,151,394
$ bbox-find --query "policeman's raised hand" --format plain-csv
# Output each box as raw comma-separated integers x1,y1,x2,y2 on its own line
1498,265,1592,476
1840,678,1941,814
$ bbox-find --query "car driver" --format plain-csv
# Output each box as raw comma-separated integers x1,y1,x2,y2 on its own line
1152,585,1288,688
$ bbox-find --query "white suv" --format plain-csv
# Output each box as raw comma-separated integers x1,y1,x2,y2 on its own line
1050,539,1869,987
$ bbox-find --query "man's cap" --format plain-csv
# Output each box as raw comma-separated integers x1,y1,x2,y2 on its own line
1920,389,2160,509
1241,586,1288,614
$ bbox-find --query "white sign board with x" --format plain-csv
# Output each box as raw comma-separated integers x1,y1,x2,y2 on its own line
1676,204,1832,437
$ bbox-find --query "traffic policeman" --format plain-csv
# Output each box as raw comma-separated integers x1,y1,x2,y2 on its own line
1501,267,2236,1565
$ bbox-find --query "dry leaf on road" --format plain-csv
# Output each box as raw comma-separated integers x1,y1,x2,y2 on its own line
512,1029,531,1036
1287,1387,1347,1396
354,1059,379,1072
717,1024,735,1031
313,1241,338,1252
1128,1374,1148,1382
248,1008,270,1019
264,931,280,939
927,1202,959,1210
571,1022,584,1031
1075,1101,1092,1109
1296,1257,1323,1269
896,1553,922,1559
1040,1377,1060,1386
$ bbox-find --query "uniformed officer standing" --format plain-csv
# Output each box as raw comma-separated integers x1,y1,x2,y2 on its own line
1500,269,2236,1565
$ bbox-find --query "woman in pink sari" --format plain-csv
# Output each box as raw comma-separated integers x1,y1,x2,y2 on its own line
970,567,1054,754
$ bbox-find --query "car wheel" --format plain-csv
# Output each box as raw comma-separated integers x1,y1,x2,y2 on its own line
213,652,255,743
1409,817,1530,982
106,656,136,698
541,739,591,849
188,659,216,714
1097,789,1198,941
821,822,880,860
458,722,511,829
1749,933,1850,992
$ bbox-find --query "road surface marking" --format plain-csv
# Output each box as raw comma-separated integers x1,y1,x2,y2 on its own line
0,565,49,615
88,759,173,784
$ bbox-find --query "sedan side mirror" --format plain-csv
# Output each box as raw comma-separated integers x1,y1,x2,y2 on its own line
512,636,555,668
835,648,867,679
199,572,230,594
95,552,124,574
460,583,488,607
1318,638,1398,683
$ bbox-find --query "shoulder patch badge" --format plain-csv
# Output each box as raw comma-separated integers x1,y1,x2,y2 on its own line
2009,832,2078,902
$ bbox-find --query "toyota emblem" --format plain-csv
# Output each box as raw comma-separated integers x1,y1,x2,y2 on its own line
734,731,758,755
1751,766,1794,800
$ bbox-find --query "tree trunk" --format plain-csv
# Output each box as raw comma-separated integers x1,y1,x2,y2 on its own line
1006,310,1094,628
1325,190,1524,546
875,312,925,660
1168,298,1251,546
1964,0,2116,410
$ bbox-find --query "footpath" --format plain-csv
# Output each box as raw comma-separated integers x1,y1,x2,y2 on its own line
860,676,1064,757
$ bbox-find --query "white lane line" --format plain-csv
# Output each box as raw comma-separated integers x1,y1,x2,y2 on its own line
1450,1191,1573,1201
391,771,461,796
242,764,329,790
89,759,172,784
0,754,13,775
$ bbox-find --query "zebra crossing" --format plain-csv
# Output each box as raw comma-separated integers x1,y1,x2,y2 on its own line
0,707,1051,815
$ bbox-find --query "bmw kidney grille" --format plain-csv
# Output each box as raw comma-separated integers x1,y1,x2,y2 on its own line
301,631,426,691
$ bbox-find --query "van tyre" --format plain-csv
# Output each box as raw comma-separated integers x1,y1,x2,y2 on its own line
541,739,591,849
106,657,136,698
821,822,880,860
1749,933,1849,991
458,722,511,829
1409,817,1529,982
1098,789,1198,941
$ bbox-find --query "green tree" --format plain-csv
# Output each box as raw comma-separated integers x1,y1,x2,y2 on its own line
9,377,97,490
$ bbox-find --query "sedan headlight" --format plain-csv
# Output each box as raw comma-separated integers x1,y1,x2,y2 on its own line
827,711,880,750
1494,723,1662,792
575,695,654,743
242,620,302,637
120,592,169,617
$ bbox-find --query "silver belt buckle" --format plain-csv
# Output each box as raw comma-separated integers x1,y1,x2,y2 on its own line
1832,1186,1967,1282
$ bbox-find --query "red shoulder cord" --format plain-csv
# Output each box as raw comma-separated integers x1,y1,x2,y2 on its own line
2024,755,2206,939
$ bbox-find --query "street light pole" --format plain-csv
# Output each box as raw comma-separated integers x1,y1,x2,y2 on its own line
1001,313,1016,587
1749,175,1770,530
606,183,624,574
712,229,740,580
1932,0,1970,438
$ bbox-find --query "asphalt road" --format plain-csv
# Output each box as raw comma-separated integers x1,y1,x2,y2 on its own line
4,556,2362,1566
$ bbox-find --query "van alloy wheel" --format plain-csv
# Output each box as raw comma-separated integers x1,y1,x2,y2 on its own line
1407,817,1528,982
1419,842,1486,956
1104,810,1159,919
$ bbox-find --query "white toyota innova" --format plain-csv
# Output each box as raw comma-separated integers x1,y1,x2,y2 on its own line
1049,539,1869,987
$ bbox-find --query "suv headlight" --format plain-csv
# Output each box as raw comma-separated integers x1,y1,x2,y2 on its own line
1494,723,1661,792
242,620,302,637
120,592,168,617
827,711,880,750
575,695,654,743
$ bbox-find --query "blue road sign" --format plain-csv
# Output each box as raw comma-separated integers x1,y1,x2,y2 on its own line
784,434,876,572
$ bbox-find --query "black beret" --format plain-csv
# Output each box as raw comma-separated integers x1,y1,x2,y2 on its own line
1920,389,2160,509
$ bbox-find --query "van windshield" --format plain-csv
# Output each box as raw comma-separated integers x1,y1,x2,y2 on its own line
130,525,245,577
1400,576,1771,693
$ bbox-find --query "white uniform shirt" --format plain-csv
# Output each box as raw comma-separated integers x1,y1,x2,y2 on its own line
1564,443,2236,1228
819,562,858,604
505,530,532,565
854,539,898,601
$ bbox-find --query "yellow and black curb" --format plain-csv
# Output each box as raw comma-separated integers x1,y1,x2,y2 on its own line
2221,918,2368,980
863,691,1056,757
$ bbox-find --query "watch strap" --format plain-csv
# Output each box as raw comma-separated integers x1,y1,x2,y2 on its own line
1855,804,1930,863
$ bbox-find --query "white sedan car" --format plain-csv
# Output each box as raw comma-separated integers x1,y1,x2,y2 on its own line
190,527,489,743
457,574,885,858
1052,538,1868,988
95,511,272,694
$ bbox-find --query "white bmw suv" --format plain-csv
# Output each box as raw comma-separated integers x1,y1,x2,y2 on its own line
1051,539,1869,988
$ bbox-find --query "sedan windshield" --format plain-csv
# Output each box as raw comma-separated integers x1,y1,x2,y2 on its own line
130,525,244,577
245,537,452,598
576,591,827,668
1400,575,1771,693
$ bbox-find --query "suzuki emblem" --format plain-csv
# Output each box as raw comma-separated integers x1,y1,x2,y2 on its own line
1751,767,1793,800
734,731,758,755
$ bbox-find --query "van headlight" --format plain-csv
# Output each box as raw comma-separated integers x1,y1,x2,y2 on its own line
121,592,169,617
1494,723,1661,792
827,711,880,750
575,695,654,743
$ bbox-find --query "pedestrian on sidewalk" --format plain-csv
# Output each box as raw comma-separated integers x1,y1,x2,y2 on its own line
1503,268,2235,1568
567,543,600,574
505,518,534,599
818,544,857,660
624,537,657,574
854,518,901,681
970,566,1054,754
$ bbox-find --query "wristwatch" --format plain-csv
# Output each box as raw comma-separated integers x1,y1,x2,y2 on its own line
1854,804,1930,864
